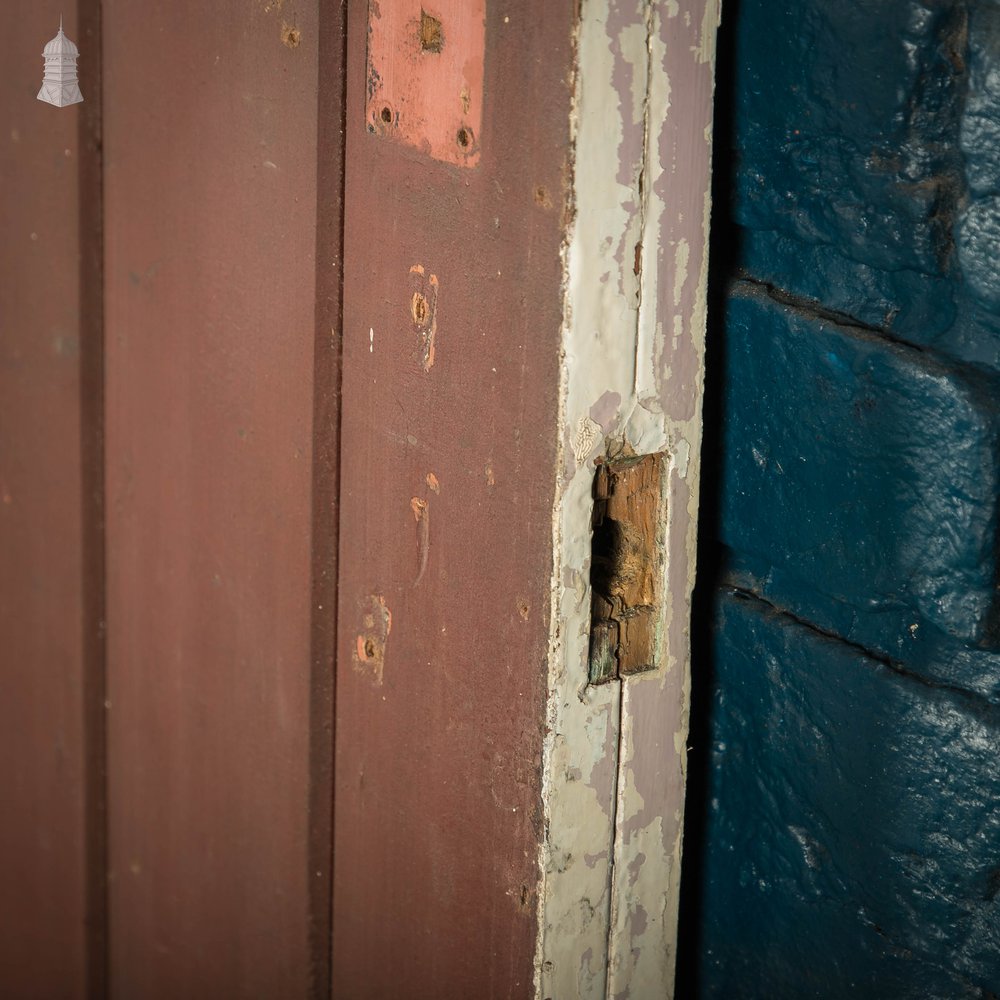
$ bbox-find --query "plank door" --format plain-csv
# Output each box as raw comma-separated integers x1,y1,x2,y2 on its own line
0,3,717,997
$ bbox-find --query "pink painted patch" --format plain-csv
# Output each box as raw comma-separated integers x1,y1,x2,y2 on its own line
366,0,486,168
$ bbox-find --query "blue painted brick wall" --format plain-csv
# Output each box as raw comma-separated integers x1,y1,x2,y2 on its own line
699,591,1000,999
687,0,1000,994
720,284,1000,650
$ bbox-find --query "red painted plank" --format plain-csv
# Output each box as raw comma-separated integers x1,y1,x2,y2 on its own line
333,3,576,996
103,2,334,994
0,4,99,996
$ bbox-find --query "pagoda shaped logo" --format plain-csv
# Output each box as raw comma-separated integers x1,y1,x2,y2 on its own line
37,18,83,107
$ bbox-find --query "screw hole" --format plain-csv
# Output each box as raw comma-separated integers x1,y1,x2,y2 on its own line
380,106,393,124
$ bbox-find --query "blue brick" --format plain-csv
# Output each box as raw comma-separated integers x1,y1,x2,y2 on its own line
732,0,966,278
719,285,1000,647
694,590,1000,998
737,231,958,349
960,4,1000,201
726,0,970,353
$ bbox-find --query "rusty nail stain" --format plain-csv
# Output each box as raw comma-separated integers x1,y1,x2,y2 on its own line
408,265,438,371
281,23,301,48
353,595,392,685
426,472,440,494
419,10,444,52
411,292,429,327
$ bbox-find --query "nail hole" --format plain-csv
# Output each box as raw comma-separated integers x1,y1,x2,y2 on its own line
364,638,376,659
380,106,393,124
457,127,472,149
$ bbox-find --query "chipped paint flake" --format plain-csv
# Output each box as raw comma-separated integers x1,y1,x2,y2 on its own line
573,415,604,466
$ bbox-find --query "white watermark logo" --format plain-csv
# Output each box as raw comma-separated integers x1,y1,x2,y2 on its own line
37,17,83,108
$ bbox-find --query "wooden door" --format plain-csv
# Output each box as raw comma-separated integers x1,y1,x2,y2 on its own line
1,3,717,997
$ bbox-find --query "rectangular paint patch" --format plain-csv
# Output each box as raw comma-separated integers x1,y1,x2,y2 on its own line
366,0,486,167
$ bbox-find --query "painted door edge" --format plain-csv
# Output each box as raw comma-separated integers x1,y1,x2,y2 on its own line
537,2,720,997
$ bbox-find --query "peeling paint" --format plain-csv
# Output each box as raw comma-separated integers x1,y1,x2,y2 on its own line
538,0,719,996
590,389,623,431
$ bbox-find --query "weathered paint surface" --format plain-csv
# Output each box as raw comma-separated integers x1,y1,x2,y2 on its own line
539,0,718,996
366,0,486,167
335,3,575,996
0,4,101,995
103,2,327,994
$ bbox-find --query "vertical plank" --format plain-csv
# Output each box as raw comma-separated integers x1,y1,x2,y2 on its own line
0,4,99,996
333,3,575,997
103,2,325,994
